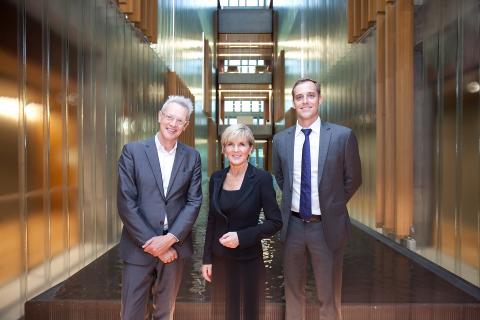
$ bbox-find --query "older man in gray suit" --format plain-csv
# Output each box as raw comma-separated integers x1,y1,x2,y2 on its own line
273,78,362,320
117,96,202,320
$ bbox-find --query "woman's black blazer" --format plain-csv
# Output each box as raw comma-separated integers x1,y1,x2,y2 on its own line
202,163,282,263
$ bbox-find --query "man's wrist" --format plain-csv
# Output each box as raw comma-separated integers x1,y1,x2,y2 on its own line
167,232,179,243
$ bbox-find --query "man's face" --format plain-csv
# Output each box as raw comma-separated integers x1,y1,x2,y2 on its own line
292,81,322,123
157,102,189,143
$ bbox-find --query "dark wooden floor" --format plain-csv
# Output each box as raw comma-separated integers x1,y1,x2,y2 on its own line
25,224,480,320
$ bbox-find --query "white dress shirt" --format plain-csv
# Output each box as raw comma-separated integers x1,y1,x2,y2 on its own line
155,133,177,230
291,117,321,215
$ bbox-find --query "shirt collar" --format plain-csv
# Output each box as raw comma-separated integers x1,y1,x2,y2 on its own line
295,116,321,136
155,133,177,155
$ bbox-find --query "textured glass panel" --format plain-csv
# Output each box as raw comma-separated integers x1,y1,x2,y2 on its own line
122,26,133,144
0,0,216,317
459,0,479,284
67,0,80,270
24,0,49,297
48,0,67,267
94,0,107,253
131,35,139,142
279,0,375,227
275,0,480,287
0,1,22,317
82,0,96,261
413,0,479,286
413,2,435,248
104,6,117,245
76,0,86,267
416,1,440,255
437,4,458,273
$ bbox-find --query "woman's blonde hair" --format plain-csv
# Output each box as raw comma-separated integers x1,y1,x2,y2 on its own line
221,123,255,152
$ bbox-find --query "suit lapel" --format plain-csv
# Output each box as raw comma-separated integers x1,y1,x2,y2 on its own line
166,143,186,199
318,121,332,186
286,126,296,190
212,168,228,220
144,137,166,200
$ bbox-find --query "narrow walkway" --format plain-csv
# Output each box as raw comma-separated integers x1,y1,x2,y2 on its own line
25,221,480,320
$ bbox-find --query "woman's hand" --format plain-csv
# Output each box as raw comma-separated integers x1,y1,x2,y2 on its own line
202,264,213,282
219,232,239,248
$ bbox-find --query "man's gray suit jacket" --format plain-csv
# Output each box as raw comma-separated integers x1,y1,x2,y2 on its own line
117,137,202,265
272,121,362,252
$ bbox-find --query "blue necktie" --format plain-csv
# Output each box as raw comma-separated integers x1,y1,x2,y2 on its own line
299,128,312,219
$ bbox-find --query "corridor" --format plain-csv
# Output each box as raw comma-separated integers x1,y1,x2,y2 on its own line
0,0,479,319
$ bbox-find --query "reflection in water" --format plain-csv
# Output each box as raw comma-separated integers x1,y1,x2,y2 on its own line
43,180,478,309
74,199,478,305
173,181,479,304
27,225,479,318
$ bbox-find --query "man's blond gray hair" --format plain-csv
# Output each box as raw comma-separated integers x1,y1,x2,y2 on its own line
160,95,194,118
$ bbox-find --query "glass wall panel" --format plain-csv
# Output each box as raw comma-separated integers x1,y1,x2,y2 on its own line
24,0,49,299
0,1,22,318
164,0,217,179
459,0,479,284
276,0,376,227
66,0,81,273
0,0,216,317
414,0,479,286
275,0,479,286
93,0,107,255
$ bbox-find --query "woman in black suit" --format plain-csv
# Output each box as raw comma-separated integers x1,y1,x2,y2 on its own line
202,124,282,320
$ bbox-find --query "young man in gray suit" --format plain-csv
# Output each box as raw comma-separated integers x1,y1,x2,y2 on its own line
272,78,362,320
117,96,202,320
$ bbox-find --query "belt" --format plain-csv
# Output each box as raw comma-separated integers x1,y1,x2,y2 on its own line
163,229,169,235
291,211,322,223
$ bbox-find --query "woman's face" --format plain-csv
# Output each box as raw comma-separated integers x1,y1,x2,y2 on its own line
223,137,253,167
